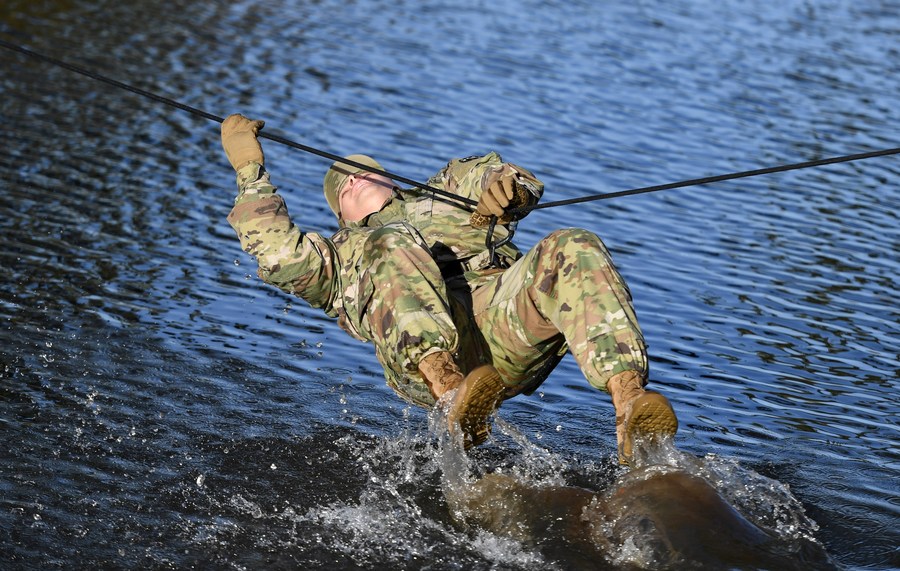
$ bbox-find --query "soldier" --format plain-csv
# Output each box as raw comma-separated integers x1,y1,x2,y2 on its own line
221,114,677,464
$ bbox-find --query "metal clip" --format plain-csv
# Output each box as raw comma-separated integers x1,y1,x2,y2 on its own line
485,217,517,269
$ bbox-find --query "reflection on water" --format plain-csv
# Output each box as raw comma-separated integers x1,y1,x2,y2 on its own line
1,0,898,569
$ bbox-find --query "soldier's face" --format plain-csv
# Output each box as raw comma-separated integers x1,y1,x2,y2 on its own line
339,172,394,222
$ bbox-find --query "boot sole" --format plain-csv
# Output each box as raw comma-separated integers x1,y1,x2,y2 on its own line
621,392,678,464
449,365,505,449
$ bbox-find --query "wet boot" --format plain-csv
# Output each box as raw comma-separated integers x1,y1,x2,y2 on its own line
448,365,506,450
418,351,466,399
607,370,678,466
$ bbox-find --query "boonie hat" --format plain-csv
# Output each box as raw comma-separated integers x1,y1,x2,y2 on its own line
323,154,385,218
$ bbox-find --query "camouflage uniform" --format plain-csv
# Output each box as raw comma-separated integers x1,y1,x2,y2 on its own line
228,152,647,408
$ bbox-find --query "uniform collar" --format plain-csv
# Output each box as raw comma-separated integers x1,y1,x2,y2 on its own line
342,189,405,229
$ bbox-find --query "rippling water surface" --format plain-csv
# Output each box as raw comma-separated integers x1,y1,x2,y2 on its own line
1,0,897,569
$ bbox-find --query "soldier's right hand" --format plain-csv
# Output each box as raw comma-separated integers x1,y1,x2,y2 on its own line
471,172,530,227
221,114,265,171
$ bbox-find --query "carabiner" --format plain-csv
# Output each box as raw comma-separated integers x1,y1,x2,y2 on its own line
485,217,517,269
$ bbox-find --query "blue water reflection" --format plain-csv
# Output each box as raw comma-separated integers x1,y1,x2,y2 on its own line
1,0,897,569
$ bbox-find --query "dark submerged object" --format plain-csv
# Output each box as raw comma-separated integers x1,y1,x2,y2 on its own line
447,468,835,570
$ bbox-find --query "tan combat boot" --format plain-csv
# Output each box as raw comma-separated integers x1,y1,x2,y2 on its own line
418,351,465,399
448,365,506,449
418,353,505,449
607,370,678,465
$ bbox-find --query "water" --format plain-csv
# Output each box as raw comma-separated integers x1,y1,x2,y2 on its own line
1,0,897,568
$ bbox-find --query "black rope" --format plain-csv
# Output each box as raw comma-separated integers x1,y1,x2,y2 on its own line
2,38,896,216
513,146,900,215
0,38,476,207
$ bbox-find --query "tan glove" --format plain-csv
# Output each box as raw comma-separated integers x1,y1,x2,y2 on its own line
221,114,265,171
470,170,533,228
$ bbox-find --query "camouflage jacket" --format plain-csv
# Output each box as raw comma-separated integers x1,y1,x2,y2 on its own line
227,151,543,343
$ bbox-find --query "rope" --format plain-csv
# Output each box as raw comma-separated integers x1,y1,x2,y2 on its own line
0,39,476,207
2,38,896,216
514,146,900,215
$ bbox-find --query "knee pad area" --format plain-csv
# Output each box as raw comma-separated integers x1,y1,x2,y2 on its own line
539,228,610,267
543,228,603,251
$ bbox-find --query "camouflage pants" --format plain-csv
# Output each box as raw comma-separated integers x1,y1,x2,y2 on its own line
470,228,647,395
359,226,647,408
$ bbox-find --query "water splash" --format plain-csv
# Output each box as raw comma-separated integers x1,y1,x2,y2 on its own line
173,407,833,570
625,436,824,546
279,428,555,569
430,404,834,570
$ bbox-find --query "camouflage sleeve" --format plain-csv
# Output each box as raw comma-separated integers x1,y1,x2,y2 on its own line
227,162,340,314
428,151,544,211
